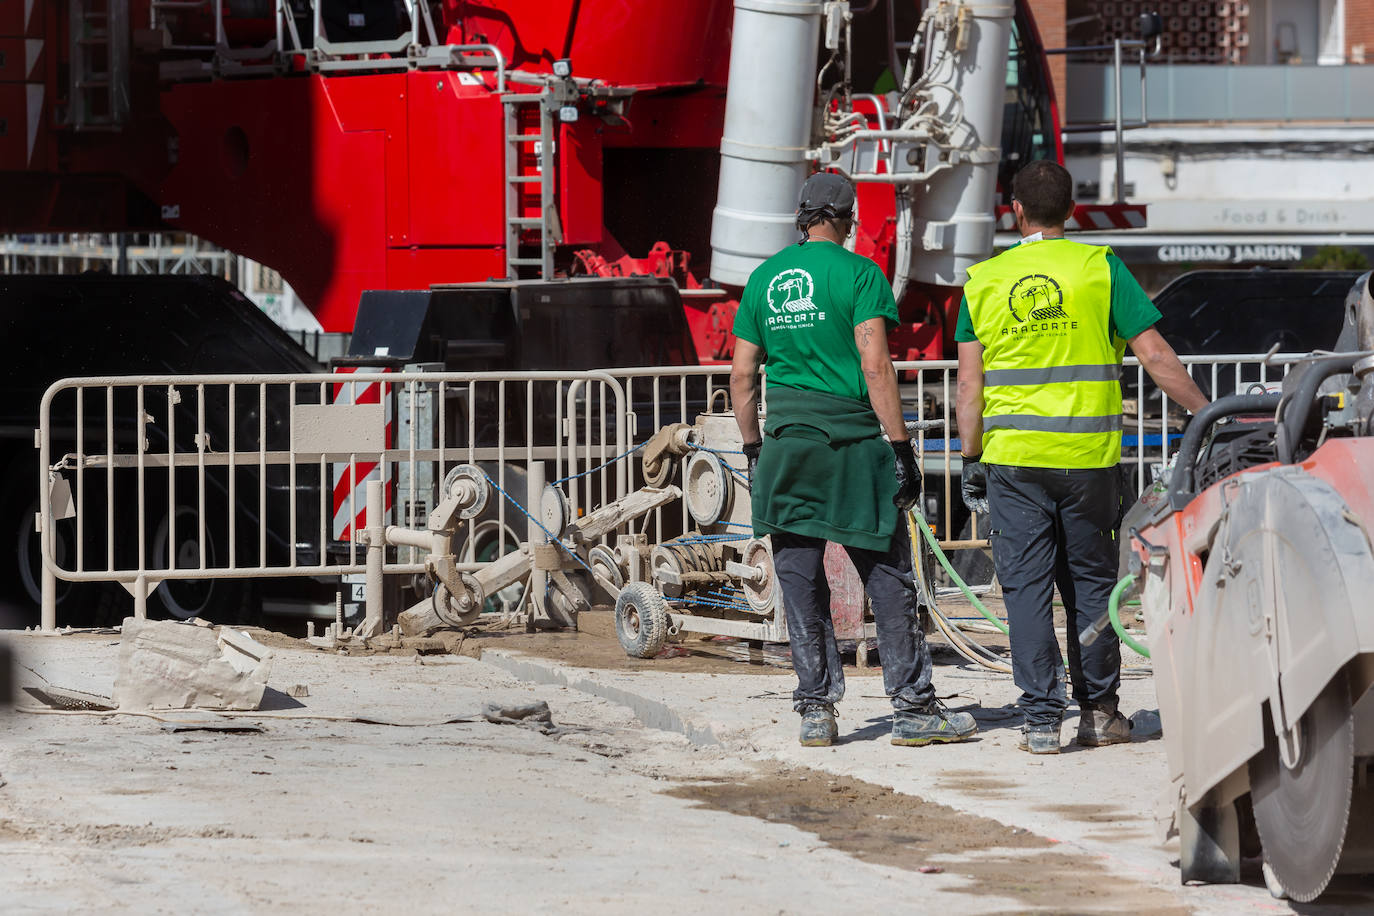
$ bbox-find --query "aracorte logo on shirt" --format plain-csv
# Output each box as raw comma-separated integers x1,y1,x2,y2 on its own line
1003,273,1078,337
766,267,827,328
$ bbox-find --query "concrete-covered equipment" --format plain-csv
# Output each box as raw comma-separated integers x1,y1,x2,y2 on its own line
1129,272,1374,901
385,462,682,639
609,412,926,660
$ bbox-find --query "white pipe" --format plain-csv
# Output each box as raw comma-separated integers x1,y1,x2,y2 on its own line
363,480,385,636
709,0,825,288
527,461,546,628
904,0,1014,288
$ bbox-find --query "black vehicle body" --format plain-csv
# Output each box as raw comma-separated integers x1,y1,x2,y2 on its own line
0,274,322,626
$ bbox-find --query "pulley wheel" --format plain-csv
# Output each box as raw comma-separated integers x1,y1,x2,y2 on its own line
548,572,591,621
433,572,485,627
650,544,689,598
642,454,674,488
684,450,731,526
741,538,778,614
1250,682,1355,902
588,544,625,591
541,484,570,540
442,464,489,520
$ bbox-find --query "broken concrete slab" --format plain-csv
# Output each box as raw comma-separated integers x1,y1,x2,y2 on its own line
112,618,274,711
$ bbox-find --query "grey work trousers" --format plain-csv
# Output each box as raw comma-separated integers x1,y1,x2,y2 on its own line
772,525,936,714
987,464,1122,726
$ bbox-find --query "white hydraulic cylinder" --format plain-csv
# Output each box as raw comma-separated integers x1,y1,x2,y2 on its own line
906,0,1014,287
709,0,824,288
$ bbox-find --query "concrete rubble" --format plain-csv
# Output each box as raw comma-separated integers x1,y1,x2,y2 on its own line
111,618,274,711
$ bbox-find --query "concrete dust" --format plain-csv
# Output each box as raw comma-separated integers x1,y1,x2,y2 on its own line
298,608,894,677
669,763,1190,914
3,633,1046,913
0,614,1283,912
254,602,1014,678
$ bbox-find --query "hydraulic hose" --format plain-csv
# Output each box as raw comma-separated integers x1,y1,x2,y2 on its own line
907,511,1089,673
1108,574,1150,658
906,512,1013,674
928,603,1012,673
908,510,1008,635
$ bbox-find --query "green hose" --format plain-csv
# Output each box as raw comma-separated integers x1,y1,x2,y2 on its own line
1109,574,1150,658
910,511,1008,635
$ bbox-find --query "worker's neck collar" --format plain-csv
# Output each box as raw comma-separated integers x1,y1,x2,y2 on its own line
1020,228,1066,242
804,236,839,245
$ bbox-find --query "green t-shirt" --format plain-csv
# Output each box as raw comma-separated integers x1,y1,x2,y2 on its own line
954,240,1160,345
733,240,898,402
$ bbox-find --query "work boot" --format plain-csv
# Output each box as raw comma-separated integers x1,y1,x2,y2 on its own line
1077,703,1133,747
1018,722,1062,755
799,705,838,747
890,703,978,746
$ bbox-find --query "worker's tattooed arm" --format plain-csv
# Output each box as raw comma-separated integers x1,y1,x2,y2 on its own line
854,317,909,441
730,338,765,444
955,341,986,457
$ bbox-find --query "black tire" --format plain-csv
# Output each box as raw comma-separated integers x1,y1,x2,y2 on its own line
615,582,670,659
147,504,259,625
0,453,124,628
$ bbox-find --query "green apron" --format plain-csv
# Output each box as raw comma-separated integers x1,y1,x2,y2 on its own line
750,384,897,552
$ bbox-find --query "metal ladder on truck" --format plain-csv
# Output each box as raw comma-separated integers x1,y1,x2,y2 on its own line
501,91,558,279
67,0,130,129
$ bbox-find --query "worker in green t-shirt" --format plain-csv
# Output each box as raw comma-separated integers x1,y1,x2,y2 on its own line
730,172,978,749
954,160,1208,755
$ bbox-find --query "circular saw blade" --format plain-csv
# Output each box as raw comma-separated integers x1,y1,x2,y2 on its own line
1250,683,1355,902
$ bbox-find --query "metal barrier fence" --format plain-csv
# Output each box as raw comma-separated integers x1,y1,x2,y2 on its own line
604,351,1302,549
37,371,626,630
37,353,1300,631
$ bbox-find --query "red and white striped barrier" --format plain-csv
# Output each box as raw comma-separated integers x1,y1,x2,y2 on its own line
331,367,395,542
996,203,1148,232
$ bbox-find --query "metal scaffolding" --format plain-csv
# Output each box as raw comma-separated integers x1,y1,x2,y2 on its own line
0,233,236,278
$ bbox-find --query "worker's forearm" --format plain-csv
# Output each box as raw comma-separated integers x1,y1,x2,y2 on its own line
955,385,984,457
1141,352,1209,413
730,373,762,443
864,360,909,441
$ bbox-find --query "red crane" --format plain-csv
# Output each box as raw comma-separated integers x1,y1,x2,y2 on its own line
0,0,1143,361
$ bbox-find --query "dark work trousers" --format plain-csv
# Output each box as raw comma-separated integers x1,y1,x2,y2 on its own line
772,524,936,714
986,464,1122,726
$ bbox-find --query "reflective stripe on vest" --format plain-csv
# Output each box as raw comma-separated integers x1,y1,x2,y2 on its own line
964,239,1125,469
983,363,1121,387
984,414,1124,433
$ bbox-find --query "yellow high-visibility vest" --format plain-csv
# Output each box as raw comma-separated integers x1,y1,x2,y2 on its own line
964,238,1125,469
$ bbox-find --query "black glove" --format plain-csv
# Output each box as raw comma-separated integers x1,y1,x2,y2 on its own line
742,440,762,485
891,439,921,511
961,457,989,515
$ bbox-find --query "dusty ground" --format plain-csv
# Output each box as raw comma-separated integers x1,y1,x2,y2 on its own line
0,605,1367,914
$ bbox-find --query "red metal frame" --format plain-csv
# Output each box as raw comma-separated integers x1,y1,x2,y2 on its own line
1,0,1128,362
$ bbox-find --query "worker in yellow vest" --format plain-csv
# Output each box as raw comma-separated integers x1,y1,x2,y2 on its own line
954,161,1208,755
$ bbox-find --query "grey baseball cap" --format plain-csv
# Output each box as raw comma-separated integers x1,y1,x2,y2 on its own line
796,171,856,223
